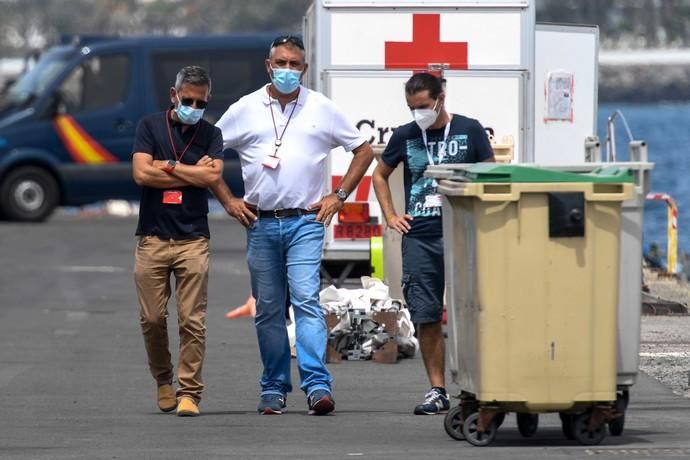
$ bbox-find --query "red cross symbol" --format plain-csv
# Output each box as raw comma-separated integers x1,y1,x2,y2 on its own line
385,14,468,71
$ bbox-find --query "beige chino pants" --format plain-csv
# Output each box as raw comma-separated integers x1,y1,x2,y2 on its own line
134,236,209,403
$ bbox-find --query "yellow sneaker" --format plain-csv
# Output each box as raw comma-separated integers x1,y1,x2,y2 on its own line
157,384,177,413
176,396,200,417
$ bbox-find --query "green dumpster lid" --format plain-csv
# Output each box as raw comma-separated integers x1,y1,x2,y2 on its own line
453,163,634,183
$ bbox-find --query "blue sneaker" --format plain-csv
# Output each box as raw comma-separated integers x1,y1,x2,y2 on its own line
307,389,335,415
414,388,450,415
257,394,286,415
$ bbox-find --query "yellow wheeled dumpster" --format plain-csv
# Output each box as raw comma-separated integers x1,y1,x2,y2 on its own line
433,164,633,446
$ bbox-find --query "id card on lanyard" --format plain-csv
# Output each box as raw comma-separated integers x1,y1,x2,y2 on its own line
421,121,451,209
263,90,299,169
163,109,199,205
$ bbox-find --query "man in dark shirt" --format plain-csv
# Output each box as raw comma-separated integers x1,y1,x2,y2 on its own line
373,72,494,415
132,65,223,417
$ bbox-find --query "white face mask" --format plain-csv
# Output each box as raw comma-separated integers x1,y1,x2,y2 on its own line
412,99,439,131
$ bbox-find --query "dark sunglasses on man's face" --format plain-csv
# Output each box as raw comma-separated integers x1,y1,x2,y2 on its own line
271,35,304,50
179,97,208,109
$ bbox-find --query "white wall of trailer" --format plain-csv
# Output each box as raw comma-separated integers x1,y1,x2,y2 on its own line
534,24,599,164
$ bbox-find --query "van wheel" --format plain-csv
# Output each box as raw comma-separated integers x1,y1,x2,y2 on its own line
0,166,59,222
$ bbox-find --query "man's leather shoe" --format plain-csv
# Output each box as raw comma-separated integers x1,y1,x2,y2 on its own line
176,396,200,417
157,384,177,412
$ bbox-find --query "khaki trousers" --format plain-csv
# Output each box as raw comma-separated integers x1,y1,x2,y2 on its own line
134,236,209,403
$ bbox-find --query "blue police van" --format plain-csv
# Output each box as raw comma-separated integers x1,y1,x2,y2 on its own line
0,34,276,221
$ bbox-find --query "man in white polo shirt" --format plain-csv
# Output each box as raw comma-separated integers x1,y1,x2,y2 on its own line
213,35,373,416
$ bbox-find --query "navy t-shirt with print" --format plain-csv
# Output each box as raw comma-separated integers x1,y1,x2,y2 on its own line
381,114,494,237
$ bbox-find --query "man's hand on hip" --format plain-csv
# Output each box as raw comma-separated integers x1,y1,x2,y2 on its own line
387,214,413,234
310,194,344,226
224,197,257,228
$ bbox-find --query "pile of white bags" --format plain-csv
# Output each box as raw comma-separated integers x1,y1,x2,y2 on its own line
317,277,418,360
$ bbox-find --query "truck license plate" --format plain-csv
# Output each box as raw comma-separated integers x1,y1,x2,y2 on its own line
333,224,382,240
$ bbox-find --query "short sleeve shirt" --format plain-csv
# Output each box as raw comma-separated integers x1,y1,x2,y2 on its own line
215,84,366,210
132,109,224,239
381,114,494,237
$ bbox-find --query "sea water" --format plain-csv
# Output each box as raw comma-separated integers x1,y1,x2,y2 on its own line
598,102,690,267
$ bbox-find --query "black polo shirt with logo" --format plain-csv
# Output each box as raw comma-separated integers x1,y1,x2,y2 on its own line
132,109,223,239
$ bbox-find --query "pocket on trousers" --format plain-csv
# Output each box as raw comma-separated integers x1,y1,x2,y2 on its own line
137,235,152,249
247,218,260,231
302,213,322,225
401,273,412,301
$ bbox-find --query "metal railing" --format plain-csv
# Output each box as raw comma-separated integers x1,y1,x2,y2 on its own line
605,110,634,162
645,192,679,273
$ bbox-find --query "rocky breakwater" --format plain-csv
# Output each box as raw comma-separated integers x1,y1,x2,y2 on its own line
599,49,690,103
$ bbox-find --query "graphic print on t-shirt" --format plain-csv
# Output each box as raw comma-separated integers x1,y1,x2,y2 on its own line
406,133,472,217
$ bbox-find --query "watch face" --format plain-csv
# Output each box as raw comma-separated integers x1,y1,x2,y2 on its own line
336,189,347,200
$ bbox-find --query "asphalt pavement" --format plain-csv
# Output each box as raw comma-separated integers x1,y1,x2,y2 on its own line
1,215,690,460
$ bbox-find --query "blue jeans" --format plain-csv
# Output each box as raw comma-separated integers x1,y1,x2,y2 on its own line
246,213,332,397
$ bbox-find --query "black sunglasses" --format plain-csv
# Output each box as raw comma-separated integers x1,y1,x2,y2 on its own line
179,97,208,109
271,35,304,50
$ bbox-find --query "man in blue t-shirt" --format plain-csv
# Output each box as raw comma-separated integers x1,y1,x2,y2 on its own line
373,72,494,415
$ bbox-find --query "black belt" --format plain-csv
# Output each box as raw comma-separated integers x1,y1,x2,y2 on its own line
248,206,318,219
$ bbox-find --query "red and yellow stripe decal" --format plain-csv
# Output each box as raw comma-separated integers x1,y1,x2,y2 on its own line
53,114,118,164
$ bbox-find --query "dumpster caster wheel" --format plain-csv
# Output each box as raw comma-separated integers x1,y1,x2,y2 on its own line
609,390,629,436
516,413,539,437
493,412,506,429
608,413,625,436
443,406,465,441
559,413,575,440
573,411,607,445
462,412,497,447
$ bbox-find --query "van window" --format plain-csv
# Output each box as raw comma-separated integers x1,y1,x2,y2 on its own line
1,48,73,111
58,54,129,113
152,49,267,120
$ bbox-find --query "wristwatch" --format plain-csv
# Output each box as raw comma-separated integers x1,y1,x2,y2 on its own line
164,159,177,173
334,187,349,201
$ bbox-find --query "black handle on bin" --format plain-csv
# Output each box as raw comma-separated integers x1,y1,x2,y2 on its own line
569,208,583,223
549,192,585,238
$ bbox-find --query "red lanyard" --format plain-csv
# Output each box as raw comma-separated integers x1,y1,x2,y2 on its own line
165,109,199,162
268,89,299,157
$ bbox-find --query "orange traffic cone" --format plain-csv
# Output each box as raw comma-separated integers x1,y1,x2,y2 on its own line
225,295,256,319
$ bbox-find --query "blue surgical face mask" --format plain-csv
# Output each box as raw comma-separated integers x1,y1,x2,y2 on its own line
176,96,205,125
271,67,302,94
